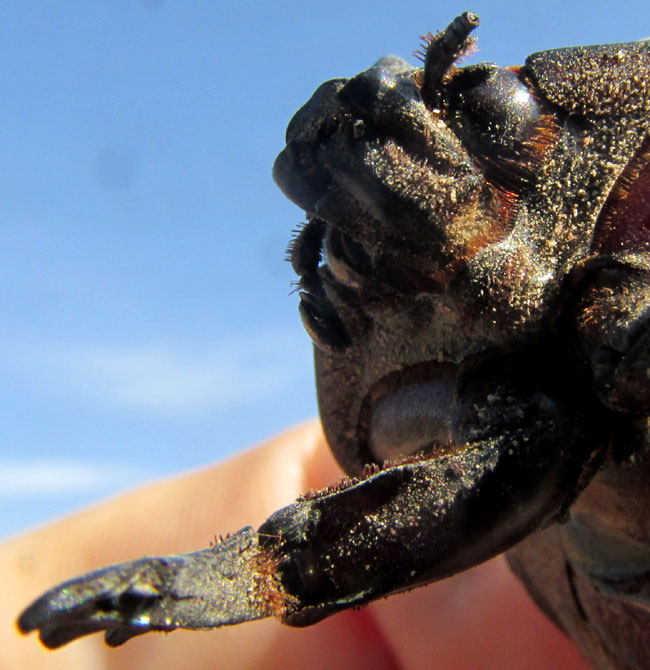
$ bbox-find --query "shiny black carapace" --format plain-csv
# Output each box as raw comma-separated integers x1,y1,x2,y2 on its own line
18,13,650,668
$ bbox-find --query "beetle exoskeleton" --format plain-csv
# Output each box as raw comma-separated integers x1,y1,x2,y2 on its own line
17,13,650,669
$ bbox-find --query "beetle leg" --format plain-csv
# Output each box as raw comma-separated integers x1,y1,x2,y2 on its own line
19,410,598,646
17,527,285,648
260,427,597,626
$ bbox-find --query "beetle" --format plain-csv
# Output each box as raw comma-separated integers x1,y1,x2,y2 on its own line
17,12,650,668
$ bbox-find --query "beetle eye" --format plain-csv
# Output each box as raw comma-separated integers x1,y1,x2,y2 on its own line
443,65,560,193
322,226,372,287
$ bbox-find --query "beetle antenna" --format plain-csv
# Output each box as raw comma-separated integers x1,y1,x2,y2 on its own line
421,11,479,109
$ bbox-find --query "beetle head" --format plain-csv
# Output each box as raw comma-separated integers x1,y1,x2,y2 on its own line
273,15,602,476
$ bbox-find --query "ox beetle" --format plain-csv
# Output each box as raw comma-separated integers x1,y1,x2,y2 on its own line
17,12,650,669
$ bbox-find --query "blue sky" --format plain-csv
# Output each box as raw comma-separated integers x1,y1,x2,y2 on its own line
0,0,647,539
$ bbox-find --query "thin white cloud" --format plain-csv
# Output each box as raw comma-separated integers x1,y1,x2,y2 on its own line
0,460,144,497
0,327,312,415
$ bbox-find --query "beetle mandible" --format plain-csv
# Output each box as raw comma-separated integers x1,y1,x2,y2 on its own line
17,12,650,669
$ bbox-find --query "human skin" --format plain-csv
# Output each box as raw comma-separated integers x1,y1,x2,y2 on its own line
1,421,590,669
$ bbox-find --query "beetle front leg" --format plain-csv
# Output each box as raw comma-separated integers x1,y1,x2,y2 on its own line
262,416,599,626
18,425,595,647
17,527,285,648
